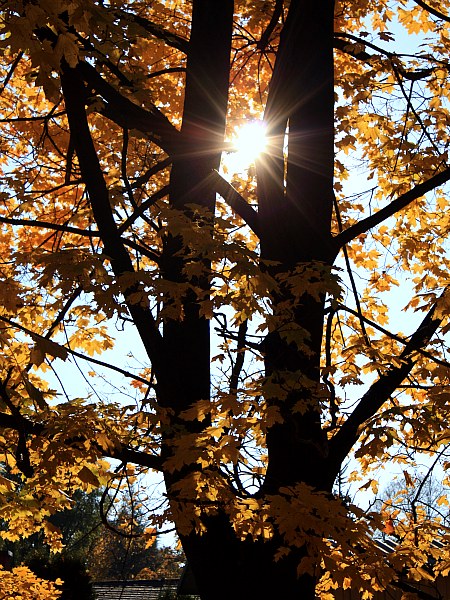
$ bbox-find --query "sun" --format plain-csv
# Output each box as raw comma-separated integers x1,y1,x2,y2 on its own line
233,121,267,164
223,121,267,175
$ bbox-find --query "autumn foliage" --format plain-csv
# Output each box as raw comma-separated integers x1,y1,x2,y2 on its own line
2,0,450,598
0,565,61,600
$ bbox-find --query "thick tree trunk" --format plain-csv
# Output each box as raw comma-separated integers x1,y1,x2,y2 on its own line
259,0,336,494
162,2,335,599
180,518,317,600
160,0,234,415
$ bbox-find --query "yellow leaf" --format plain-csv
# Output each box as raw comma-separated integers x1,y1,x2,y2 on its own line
77,466,100,488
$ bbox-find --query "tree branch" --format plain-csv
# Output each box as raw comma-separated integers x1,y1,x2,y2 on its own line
328,295,445,475
0,216,160,262
79,61,180,155
0,314,151,386
119,185,169,234
0,410,31,433
323,309,338,431
113,9,189,53
333,33,437,81
229,321,248,395
108,446,162,471
412,0,450,22
333,196,371,347
60,62,167,376
0,410,163,471
44,285,83,341
391,62,445,162
0,382,34,477
257,0,283,51
147,66,186,80
130,157,172,190
335,302,450,371
0,216,98,237
334,165,450,248
333,35,373,62
0,112,65,123
211,170,260,237
122,237,160,263
0,51,23,96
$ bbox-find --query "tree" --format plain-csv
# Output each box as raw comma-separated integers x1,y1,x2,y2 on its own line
0,485,183,582
0,489,102,566
88,523,183,581
377,472,450,538
2,0,450,598
26,556,95,600
86,487,184,581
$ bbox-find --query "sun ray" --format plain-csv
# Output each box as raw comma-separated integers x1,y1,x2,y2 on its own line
223,121,267,175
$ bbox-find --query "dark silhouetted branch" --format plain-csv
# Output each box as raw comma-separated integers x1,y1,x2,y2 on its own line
257,0,283,50
79,61,180,155
412,0,450,22
0,216,98,237
114,9,189,53
61,62,167,376
211,170,260,237
328,295,445,475
334,166,450,248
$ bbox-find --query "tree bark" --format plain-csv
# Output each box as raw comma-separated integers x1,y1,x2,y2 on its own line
181,516,317,600
172,2,336,598
259,0,336,496
160,0,234,412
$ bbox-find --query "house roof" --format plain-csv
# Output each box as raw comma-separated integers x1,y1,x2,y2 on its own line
93,579,180,600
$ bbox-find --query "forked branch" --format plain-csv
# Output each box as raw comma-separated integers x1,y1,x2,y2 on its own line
79,61,180,155
334,33,438,81
257,0,284,51
0,410,163,471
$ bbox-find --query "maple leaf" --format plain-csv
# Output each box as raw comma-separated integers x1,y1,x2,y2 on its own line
30,335,68,365
2,0,450,598
55,33,79,69
383,518,396,536
77,466,100,489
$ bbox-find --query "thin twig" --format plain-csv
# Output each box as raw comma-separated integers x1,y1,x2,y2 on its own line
0,315,151,386
0,52,24,96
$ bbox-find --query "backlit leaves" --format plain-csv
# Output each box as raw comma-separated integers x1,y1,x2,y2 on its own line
0,565,61,600
2,0,450,597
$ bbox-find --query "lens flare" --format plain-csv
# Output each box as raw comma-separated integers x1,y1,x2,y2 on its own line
224,121,267,175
